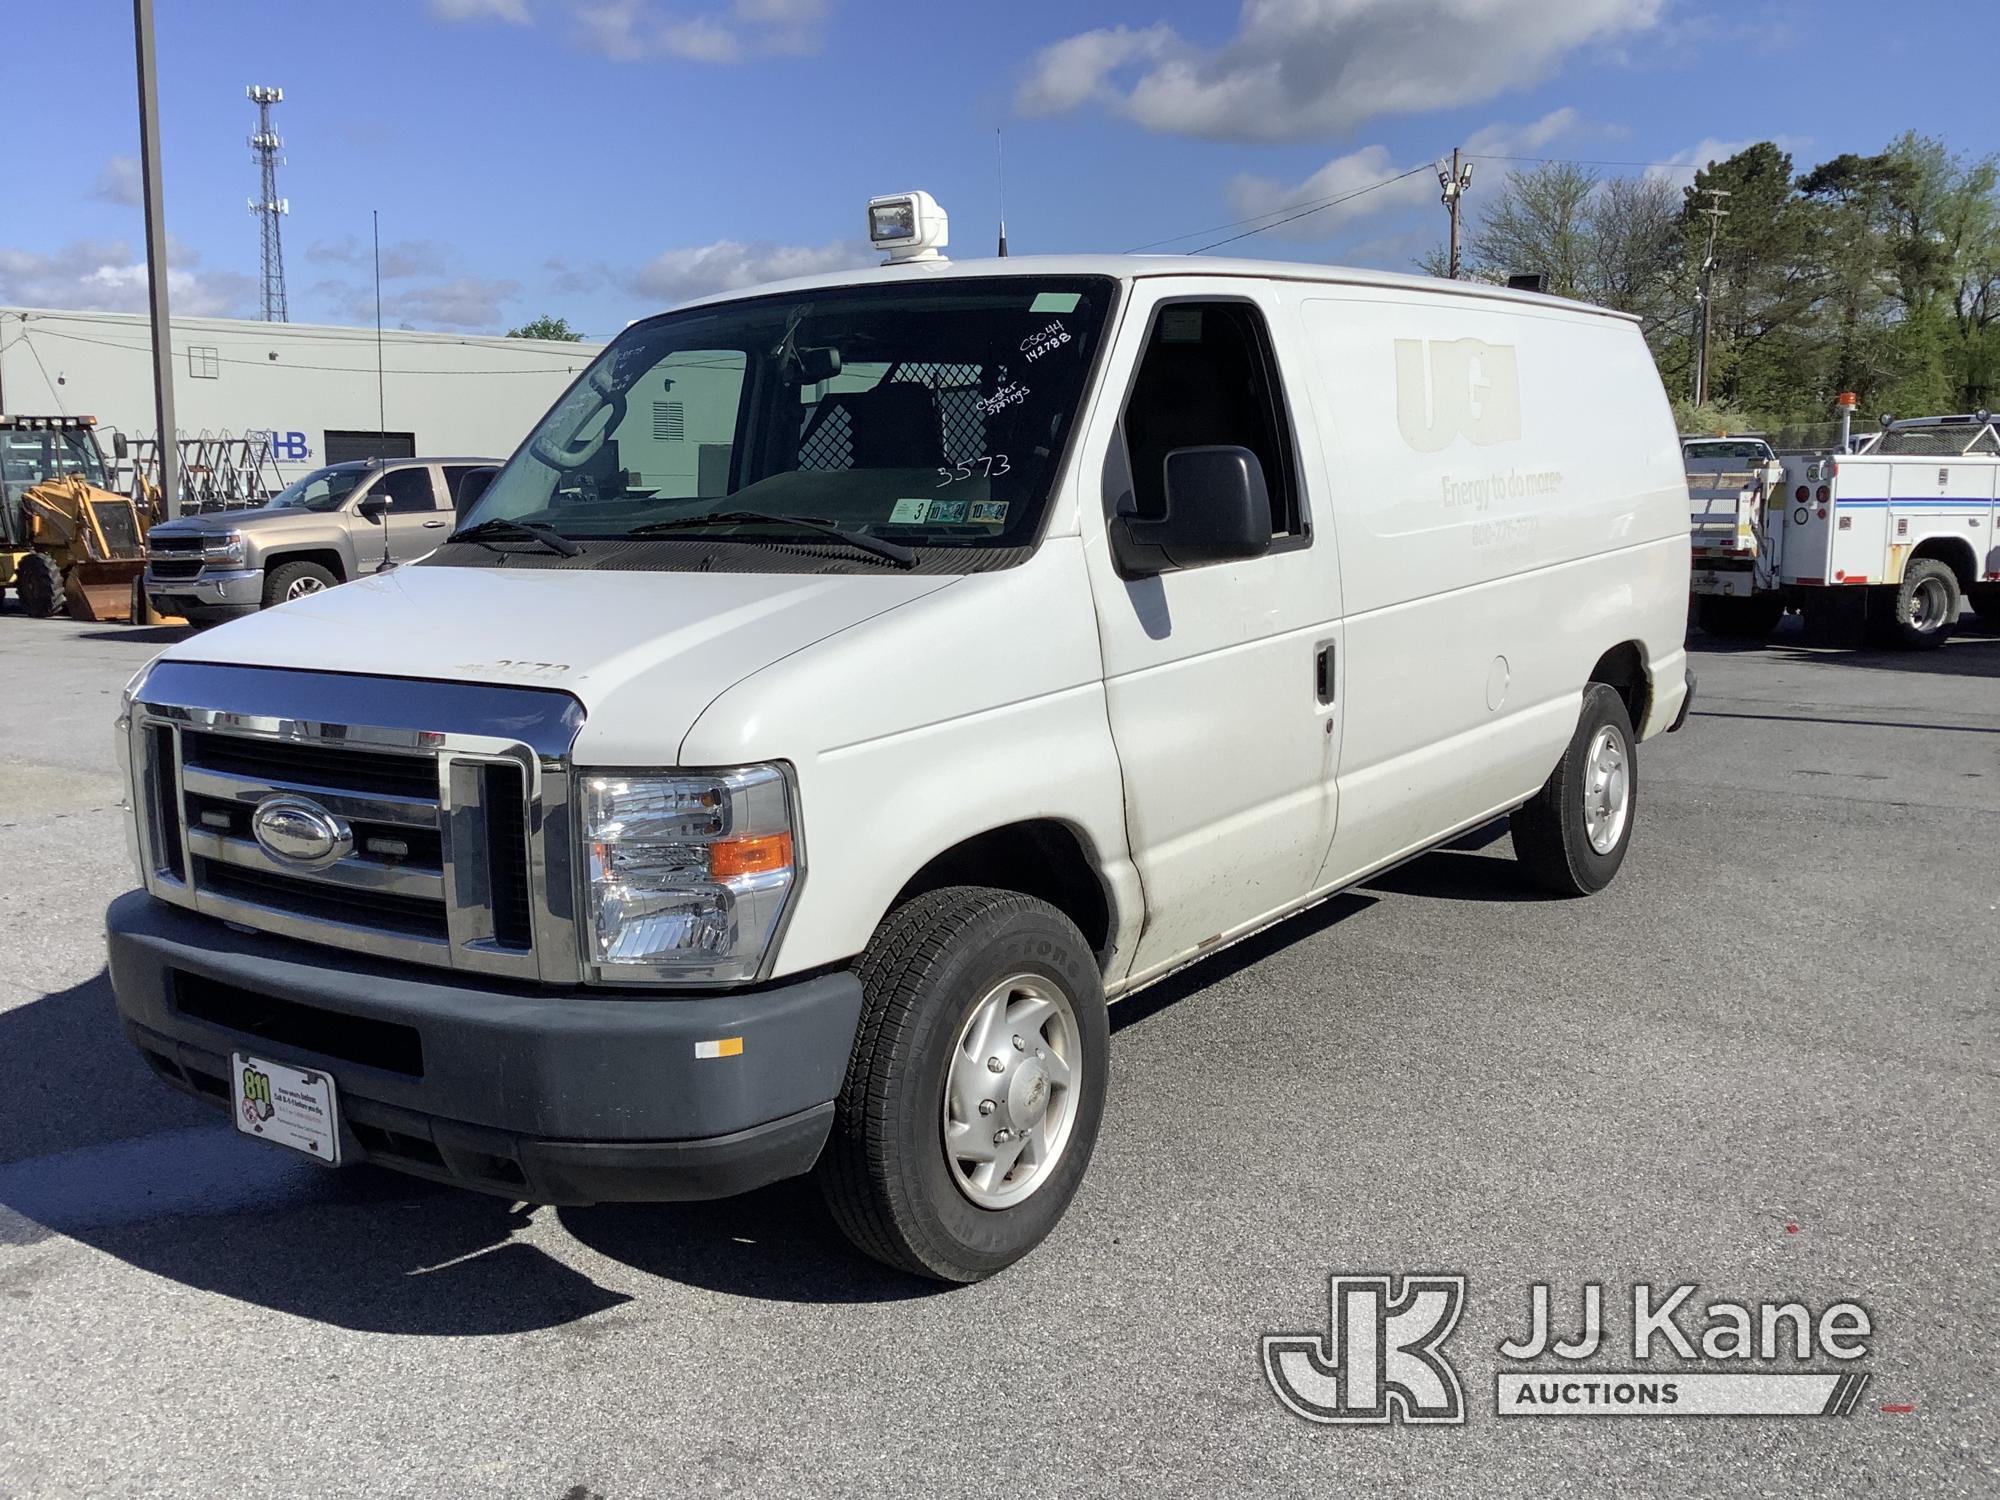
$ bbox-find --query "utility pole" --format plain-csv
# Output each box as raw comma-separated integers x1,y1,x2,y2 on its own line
132,0,180,516
1692,187,1730,407
1437,148,1474,278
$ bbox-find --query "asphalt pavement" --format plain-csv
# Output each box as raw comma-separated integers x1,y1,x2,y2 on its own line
1,609,1994,1498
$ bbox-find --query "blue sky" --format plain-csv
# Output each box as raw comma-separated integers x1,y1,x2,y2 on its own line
1,0,1989,340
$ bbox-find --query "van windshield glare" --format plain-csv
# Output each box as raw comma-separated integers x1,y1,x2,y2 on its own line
458,277,1114,558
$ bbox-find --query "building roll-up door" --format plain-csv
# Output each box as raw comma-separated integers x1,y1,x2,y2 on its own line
324,430,416,465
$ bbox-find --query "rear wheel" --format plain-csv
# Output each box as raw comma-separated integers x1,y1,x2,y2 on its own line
818,887,1108,1282
13,552,65,618
1511,683,1638,897
262,560,337,608
1876,559,1958,651
1695,592,1783,640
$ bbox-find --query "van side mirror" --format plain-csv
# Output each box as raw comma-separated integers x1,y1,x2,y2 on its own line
357,493,390,524
1112,445,1273,574
455,467,498,511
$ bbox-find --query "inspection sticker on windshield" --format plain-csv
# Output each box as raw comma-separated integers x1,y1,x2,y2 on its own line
231,1053,340,1164
927,499,968,524
969,501,1009,523
889,498,932,524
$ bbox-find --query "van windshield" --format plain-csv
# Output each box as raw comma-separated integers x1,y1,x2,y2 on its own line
457,276,1114,561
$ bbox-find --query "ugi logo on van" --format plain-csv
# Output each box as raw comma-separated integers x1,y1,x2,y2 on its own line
1395,338,1521,453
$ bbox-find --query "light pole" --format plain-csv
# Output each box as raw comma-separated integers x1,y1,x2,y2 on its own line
133,0,180,514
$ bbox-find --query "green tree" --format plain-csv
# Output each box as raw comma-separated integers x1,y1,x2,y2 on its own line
506,315,584,341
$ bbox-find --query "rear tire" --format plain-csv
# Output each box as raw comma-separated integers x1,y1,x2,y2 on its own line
818,887,1108,1283
1876,559,1958,651
262,560,337,608
1511,683,1638,897
14,552,65,618
1695,592,1783,640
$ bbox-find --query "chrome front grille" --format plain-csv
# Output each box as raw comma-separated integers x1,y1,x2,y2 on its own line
126,662,584,983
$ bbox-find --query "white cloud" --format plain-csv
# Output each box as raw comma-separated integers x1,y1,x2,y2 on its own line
309,272,523,330
1224,145,1435,242
569,0,825,62
90,155,143,207
629,238,873,304
427,0,532,22
1465,107,1584,159
307,236,451,280
1645,134,1810,187
1017,0,1660,143
0,240,255,317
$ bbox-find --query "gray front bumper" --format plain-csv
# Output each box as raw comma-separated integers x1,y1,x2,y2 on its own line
145,566,262,609
106,889,864,1204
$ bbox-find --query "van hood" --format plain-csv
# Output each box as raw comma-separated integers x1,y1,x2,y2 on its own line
159,563,958,759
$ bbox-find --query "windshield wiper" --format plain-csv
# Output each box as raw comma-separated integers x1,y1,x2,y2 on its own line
626,510,917,569
447,517,583,558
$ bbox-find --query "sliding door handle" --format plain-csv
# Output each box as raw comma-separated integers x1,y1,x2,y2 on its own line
1314,640,1336,706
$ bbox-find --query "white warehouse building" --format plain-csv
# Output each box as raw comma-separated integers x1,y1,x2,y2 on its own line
0,306,603,486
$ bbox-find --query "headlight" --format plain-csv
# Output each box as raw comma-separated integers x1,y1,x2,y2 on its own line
582,765,799,982
201,532,245,565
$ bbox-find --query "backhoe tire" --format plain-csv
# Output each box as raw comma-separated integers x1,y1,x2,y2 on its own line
262,560,338,608
1875,559,1958,651
818,887,1108,1283
13,553,65,618
1511,683,1638,898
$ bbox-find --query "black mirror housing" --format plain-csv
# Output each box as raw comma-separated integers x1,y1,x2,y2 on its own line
1112,445,1273,574
455,467,498,512
357,494,390,523
112,431,130,460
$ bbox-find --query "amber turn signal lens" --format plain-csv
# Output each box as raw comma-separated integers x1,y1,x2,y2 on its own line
709,830,794,879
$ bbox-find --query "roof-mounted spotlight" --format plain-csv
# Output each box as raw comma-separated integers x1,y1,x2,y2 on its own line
868,191,949,265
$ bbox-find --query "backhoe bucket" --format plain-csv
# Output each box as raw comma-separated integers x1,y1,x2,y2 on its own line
64,561,147,622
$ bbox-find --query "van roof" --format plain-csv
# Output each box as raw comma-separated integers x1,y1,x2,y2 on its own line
670,253,1638,325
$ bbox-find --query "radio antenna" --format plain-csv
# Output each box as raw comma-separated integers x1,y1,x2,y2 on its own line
996,128,1008,257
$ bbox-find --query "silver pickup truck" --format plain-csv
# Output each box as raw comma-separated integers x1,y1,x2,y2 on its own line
145,456,499,624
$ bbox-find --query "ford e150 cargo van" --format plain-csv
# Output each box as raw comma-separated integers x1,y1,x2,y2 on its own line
108,192,1692,1281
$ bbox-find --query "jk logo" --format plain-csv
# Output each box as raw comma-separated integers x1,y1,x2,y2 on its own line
1263,1273,1467,1425
1394,337,1521,453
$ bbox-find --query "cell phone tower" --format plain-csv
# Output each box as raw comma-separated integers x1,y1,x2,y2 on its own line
247,85,289,322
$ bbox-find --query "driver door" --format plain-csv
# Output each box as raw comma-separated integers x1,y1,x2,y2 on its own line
353,466,449,564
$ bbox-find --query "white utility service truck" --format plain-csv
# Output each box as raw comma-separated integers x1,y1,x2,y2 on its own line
1689,414,2000,646
108,191,1693,1281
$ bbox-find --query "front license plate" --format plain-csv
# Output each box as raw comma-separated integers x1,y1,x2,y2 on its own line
230,1053,340,1164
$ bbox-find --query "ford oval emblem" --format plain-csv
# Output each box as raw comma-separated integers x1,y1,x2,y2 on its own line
250,794,354,870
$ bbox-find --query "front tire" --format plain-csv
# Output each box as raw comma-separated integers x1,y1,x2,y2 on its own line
818,887,1108,1283
1511,683,1638,897
262,560,337,608
14,552,65,617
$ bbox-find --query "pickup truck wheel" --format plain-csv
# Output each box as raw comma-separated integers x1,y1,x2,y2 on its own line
1879,559,1958,651
263,560,337,607
818,886,1108,1283
1510,683,1637,897
14,552,65,617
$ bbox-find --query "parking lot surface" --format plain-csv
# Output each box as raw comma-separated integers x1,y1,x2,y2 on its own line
1,612,1994,1498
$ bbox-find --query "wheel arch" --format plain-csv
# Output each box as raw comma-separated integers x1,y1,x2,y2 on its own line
1907,535,1977,593
1587,639,1650,733
889,818,1116,965
263,547,347,583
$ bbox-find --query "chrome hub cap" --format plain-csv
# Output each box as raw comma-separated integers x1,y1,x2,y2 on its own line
942,973,1079,1210
284,575,327,601
1583,724,1630,855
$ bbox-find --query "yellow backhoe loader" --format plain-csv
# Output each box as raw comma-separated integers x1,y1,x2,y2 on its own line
1,415,164,622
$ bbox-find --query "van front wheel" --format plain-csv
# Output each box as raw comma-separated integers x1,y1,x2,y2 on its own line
818,887,1108,1283
1510,683,1637,897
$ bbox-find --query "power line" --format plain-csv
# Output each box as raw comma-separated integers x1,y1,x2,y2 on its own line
1185,166,1433,256
1467,152,1721,172
1125,164,1430,255
24,326,584,376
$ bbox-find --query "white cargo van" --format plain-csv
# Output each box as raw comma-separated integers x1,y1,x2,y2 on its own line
110,195,1692,1281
